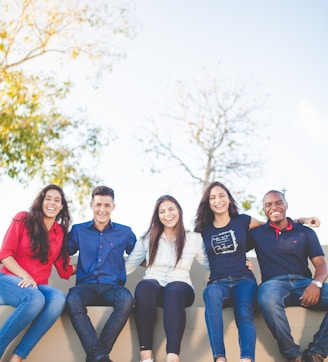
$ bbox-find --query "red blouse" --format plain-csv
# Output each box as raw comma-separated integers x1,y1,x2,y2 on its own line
0,211,73,284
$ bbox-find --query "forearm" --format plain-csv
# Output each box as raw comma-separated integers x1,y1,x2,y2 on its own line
296,217,320,227
311,255,328,283
313,264,328,283
1,255,33,279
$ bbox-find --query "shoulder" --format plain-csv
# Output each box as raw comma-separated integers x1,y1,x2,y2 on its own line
238,214,251,222
137,234,150,248
13,211,28,221
248,222,266,235
70,220,93,232
111,222,134,232
186,230,203,242
297,223,319,238
231,213,251,227
9,211,28,228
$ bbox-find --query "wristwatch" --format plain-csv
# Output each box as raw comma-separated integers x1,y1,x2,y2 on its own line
311,280,323,288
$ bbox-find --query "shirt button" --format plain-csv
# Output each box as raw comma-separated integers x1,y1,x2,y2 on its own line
98,259,102,262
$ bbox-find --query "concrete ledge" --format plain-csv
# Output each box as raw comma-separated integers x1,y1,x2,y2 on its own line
1,250,327,361
1,305,326,362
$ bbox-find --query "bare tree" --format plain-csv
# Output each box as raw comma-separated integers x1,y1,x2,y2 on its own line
140,68,269,206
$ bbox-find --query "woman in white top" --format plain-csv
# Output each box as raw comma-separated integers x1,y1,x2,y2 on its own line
125,195,209,362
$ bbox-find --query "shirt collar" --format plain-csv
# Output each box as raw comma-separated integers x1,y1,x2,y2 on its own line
51,221,61,234
87,219,113,231
267,217,294,232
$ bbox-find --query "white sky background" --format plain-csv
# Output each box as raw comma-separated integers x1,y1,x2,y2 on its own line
1,0,328,243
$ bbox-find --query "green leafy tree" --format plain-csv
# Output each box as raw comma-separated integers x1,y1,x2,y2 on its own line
0,0,136,206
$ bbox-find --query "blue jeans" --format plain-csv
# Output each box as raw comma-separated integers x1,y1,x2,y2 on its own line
66,283,133,361
0,273,66,359
203,276,257,362
258,275,328,359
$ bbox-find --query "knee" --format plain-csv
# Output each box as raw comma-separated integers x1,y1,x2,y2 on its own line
48,289,66,312
22,289,46,313
135,280,158,296
258,285,280,311
66,288,83,311
203,285,222,306
235,306,254,323
117,287,134,309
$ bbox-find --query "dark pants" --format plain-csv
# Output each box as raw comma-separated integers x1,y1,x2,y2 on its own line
134,279,194,355
66,283,133,362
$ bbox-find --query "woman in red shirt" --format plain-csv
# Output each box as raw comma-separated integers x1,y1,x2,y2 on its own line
0,184,75,362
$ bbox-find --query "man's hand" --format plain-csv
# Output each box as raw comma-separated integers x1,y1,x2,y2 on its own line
301,217,321,228
299,283,321,307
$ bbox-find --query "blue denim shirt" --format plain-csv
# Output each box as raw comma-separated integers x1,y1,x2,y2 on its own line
68,220,136,286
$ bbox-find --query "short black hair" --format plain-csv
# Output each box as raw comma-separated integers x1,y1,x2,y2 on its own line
91,186,115,200
262,190,286,203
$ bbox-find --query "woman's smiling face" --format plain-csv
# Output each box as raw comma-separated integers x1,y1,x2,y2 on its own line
158,200,180,230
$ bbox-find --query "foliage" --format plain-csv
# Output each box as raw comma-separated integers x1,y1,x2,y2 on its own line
0,0,136,208
0,0,136,74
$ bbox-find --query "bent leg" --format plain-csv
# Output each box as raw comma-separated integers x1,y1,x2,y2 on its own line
203,281,230,360
232,278,257,362
162,281,194,355
0,274,45,358
305,283,328,357
99,285,133,354
135,279,161,354
66,284,101,355
14,285,66,358
258,279,301,358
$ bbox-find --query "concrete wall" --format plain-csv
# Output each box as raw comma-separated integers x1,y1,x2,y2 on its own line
1,248,327,362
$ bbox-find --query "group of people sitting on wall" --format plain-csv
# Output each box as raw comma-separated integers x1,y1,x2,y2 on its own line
0,182,327,362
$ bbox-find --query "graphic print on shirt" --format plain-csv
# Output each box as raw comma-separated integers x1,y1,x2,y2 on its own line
211,230,238,255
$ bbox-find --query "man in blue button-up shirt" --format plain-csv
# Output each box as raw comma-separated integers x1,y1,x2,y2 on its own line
66,186,137,362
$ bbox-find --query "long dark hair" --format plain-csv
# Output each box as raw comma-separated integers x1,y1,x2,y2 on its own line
25,184,71,267
194,181,239,233
143,195,186,267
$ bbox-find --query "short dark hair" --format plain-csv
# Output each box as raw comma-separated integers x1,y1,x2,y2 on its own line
262,190,286,203
91,186,115,200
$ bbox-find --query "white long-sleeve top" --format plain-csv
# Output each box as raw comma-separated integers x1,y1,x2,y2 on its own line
125,230,209,287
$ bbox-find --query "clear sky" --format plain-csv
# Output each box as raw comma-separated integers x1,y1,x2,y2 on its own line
1,0,327,243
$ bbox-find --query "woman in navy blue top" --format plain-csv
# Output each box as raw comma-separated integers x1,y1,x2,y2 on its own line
194,181,260,362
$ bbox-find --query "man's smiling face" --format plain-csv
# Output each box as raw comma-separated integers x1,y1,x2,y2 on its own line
263,191,288,226
90,195,115,231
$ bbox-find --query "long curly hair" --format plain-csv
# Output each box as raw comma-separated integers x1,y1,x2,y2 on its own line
25,184,71,267
143,195,186,268
194,181,239,233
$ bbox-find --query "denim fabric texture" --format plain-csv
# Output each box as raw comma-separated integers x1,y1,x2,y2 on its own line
0,273,66,359
66,283,133,361
258,275,328,359
203,276,257,361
